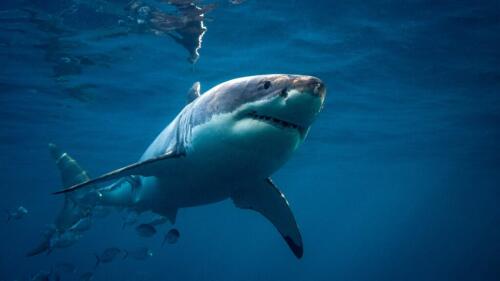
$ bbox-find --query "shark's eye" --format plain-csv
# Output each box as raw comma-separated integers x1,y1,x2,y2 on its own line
280,88,288,98
263,81,271,89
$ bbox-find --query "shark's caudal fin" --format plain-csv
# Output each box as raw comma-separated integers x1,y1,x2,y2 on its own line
48,143,94,229
27,143,92,257
48,143,90,189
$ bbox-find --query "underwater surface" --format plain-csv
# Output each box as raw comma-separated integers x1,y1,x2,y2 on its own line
1,0,500,280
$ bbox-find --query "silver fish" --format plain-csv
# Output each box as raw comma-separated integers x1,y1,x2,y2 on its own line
145,214,168,226
80,271,94,281
5,206,28,221
163,228,180,245
121,211,139,229
54,262,76,273
125,247,153,260
31,271,50,281
135,223,157,237
95,247,124,267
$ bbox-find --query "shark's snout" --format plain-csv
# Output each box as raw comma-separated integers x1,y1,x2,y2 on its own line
291,76,326,99
235,75,326,141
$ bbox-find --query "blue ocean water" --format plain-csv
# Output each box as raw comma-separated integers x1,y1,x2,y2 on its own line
1,0,499,280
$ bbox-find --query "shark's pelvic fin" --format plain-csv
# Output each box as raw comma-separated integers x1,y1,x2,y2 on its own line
187,81,201,103
231,178,304,258
53,150,185,195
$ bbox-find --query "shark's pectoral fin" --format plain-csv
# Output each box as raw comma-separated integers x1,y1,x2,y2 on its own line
53,150,185,195
231,178,303,258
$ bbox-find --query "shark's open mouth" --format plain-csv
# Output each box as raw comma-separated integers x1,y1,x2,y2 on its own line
247,111,304,133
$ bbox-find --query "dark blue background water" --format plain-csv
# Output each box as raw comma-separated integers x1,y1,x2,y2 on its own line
1,0,499,280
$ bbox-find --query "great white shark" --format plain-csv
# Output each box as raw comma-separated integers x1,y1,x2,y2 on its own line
29,74,326,258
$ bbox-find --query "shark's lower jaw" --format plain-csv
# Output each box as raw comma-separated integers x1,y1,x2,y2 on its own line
247,111,305,136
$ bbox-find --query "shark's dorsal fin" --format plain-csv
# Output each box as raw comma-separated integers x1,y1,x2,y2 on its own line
231,178,303,258
187,81,201,103
53,150,185,195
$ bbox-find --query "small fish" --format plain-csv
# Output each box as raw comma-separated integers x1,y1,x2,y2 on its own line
95,247,124,267
135,223,157,237
31,270,50,281
54,262,76,273
124,247,153,260
31,268,60,281
80,271,94,281
229,0,246,4
163,228,180,245
79,190,102,206
146,214,168,226
49,230,82,251
51,270,61,281
121,211,139,229
69,217,92,233
5,206,28,221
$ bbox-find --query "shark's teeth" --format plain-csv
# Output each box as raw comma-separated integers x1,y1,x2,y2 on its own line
247,112,301,131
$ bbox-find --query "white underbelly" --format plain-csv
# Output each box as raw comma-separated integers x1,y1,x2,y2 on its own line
138,114,302,209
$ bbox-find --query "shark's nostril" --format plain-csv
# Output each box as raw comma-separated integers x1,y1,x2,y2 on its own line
293,76,325,97
313,82,325,97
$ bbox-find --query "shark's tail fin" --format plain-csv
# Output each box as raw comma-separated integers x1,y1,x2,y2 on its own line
48,143,95,229
48,143,90,191
27,143,93,257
